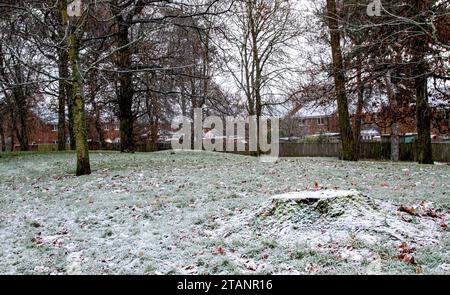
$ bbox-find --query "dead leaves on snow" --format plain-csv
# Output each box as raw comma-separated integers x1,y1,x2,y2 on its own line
398,205,417,216
398,201,445,221
397,243,416,265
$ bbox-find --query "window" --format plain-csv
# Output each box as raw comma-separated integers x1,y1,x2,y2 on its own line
52,124,58,132
299,118,307,126
317,117,326,125
113,124,120,131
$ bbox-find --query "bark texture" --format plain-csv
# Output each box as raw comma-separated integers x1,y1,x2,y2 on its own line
57,48,69,151
413,3,433,164
326,0,357,161
69,31,91,176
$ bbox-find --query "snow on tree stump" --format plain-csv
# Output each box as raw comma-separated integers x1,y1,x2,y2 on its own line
261,190,379,221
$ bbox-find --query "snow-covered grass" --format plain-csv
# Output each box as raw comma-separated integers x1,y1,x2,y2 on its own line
0,151,448,274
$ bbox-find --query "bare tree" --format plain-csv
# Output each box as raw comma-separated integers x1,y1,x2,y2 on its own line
0,7,43,152
325,0,357,161
220,0,301,153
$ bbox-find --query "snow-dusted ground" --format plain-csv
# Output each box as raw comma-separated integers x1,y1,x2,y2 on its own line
0,151,448,274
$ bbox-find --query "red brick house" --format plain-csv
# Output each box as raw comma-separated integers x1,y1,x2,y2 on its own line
357,105,449,142
285,101,449,142
3,113,60,151
282,102,340,141
86,119,121,144
0,112,124,151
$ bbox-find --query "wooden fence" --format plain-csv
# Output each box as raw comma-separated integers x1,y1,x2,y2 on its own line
279,142,449,162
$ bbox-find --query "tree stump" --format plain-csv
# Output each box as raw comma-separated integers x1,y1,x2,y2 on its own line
262,190,379,221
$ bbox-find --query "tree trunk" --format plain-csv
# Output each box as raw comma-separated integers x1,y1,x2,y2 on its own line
92,99,106,150
249,1,262,156
391,121,400,162
88,70,106,150
414,43,433,164
12,63,29,151
415,72,433,164
385,73,400,162
9,108,15,151
67,81,75,150
202,31,210,108
149,119,159,151
68,26,91,176
10,128,14,151
146,92,160,151
412,2,433,164
116,24,135,153
189,76,198,150
326,0,357,161
95,119,106,150
14,92,28,151
181,84,187,117
353,64,364,156
57,0,75,151
391,88,400,162
0,121,5,152
98,125,106,150
57,48,68,151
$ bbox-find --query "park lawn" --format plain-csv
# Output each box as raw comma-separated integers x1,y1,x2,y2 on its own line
0,151,448,274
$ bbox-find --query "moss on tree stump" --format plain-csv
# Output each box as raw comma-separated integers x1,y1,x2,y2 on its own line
263,190,379,222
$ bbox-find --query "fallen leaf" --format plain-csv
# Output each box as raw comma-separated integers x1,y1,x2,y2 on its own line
423,209,439,218
212,247,226,255
398,253,416,265
415,266,423,274
398,205,417,216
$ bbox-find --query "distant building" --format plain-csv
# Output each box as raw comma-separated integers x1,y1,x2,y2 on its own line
89,120,120,144
0,112,123,151
288,102,340,140
284,100,449,142
361,128,380,141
